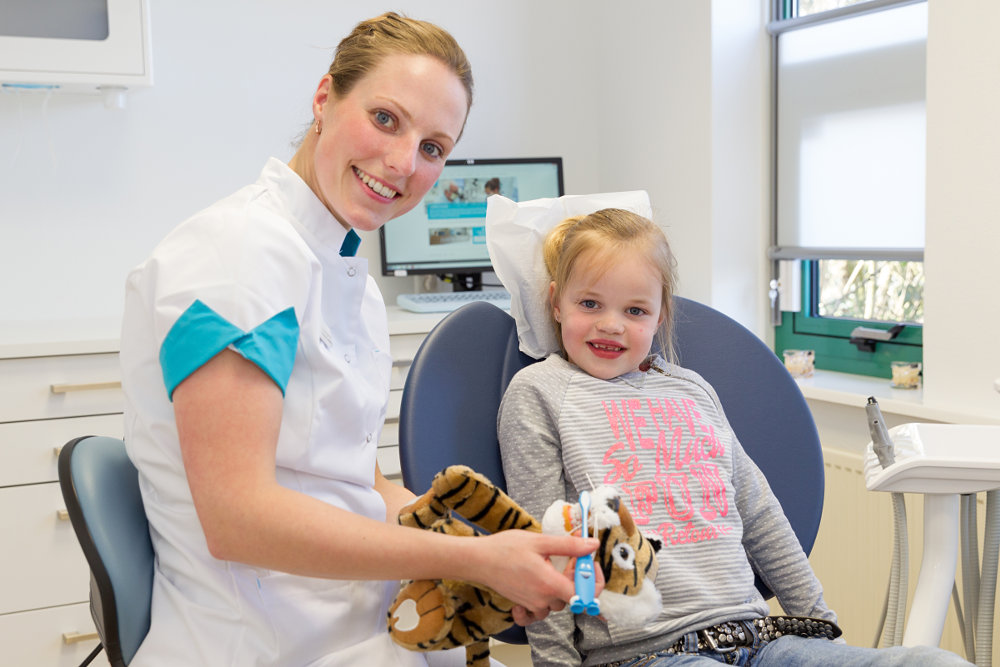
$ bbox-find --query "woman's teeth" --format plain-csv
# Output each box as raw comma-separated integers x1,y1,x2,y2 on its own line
355,168,399,199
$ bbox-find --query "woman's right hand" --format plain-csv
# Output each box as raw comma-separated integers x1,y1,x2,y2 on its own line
469,530,599,624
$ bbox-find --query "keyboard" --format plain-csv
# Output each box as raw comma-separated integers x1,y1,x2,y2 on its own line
396,289,512,313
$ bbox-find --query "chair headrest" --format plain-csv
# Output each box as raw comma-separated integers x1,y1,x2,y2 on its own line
485,191,652,359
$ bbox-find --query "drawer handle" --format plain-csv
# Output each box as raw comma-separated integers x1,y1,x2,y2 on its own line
50,380,122,394
63,631,100,645
57,509,70,521
391,358,412,368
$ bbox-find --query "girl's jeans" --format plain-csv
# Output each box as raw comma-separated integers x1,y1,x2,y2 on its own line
610,633,971,666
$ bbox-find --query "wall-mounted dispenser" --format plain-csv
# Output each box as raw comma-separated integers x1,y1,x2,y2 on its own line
0,0,152,107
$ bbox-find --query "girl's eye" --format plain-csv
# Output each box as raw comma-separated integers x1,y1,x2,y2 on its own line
580,299,598,310
628,307,647,316
374,110,396,130
421,142,444,159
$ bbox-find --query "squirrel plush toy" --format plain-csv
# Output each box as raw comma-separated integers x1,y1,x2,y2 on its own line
388,465,662,667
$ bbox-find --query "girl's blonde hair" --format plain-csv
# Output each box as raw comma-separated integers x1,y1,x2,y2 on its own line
328,12,474,126
542,208,678,362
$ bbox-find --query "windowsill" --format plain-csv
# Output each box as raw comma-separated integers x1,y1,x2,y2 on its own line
794,369,1000,425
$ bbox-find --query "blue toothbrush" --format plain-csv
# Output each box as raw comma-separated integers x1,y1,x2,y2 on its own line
569,490,601,616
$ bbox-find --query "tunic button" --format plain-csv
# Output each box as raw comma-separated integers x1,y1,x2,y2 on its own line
347,267,357,277
344,353,351,363
366,433,373,443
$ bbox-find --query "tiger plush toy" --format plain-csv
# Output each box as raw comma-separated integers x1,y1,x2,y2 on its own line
387,465,662,667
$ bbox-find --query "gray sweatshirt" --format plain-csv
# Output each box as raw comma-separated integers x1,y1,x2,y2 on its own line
497,354,835,667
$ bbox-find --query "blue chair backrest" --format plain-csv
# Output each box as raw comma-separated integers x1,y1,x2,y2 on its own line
399,298,824,589
58,436,153,666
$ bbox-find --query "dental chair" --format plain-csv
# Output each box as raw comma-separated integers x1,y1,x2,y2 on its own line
58,435,153,667
398,298,824,643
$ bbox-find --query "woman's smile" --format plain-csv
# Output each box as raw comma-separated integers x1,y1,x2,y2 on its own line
353,166,401,201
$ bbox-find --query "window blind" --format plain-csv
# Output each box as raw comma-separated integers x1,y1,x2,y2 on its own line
770,0,927,262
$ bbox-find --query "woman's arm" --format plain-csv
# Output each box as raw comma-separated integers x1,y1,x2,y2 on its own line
374,464,417,522
173,349,595,617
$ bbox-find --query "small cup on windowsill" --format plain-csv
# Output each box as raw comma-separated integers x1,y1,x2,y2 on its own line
783,349,815,379
890,361,922,389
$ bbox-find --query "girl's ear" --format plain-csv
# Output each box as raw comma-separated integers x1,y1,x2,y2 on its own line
549,281,561,322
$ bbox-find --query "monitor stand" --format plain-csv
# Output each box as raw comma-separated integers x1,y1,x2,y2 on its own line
448,272,482,292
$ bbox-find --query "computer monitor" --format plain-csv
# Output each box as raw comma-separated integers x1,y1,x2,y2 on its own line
379,157,564,290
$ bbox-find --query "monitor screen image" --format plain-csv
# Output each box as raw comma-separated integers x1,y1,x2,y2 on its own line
379,157,564,280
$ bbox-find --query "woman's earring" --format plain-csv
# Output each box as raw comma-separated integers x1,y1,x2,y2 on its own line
315,121,322,135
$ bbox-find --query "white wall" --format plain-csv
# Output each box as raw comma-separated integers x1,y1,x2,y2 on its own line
922,0,1000,417
0,1,606,328
1,1,768,339
1,0,996,416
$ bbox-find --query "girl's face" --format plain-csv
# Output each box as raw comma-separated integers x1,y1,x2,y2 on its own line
551,249,665,380
310,53,469,232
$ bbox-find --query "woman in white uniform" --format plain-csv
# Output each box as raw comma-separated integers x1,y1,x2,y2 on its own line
119,12,598,666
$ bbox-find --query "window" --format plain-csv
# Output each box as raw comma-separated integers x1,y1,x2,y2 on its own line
770,0,926,378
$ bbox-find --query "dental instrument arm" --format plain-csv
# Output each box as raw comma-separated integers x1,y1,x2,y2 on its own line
866,396,895,469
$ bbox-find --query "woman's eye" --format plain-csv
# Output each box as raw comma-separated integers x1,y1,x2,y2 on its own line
374,110,396,130
421,142,443,159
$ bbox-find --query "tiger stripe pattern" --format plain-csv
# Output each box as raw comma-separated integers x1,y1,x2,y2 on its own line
389,465,541,667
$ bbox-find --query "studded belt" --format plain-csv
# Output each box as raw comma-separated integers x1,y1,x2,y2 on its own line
688,616,841,653
598,616,842,666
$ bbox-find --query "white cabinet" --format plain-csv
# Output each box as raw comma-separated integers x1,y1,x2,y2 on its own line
379,309,446,481
0,308,442,660
0,0,152,93
0,349,121,666
3,603,111,667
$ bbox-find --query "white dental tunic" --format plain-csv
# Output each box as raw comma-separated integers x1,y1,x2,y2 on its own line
120,158,427,666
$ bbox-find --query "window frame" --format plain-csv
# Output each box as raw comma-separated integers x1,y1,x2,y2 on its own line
770,0,925,379
774,261,922,378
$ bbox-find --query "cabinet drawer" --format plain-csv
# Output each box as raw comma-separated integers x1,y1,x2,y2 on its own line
379,420,399,448
0,601,111,667
0,353,123,423
386,389,403,421
0,414,124,487
389,333,426,366
390,362,411,392
377,445,401,480
0,483,90,615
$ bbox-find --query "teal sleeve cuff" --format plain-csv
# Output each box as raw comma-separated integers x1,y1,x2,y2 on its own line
159,299,299,400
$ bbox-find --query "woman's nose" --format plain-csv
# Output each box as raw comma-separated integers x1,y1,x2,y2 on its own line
384,137,418,176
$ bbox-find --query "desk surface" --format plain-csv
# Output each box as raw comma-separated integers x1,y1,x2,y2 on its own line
0,308,449,359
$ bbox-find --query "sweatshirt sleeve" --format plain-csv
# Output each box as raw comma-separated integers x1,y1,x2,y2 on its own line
732,440,837,623
498,362,582,666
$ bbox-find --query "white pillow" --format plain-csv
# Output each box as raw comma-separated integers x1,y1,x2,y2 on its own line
484,192,652,359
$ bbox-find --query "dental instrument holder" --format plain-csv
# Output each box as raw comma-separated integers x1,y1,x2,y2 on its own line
570,491,601,616
864,417,1000,648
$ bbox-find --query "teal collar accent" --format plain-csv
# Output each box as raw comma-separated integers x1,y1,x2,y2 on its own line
339,229,361,257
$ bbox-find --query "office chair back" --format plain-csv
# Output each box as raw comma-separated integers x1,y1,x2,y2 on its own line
399,298,824,596
58,435,153,667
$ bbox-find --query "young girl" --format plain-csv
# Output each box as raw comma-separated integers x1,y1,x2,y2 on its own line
497,208,969,666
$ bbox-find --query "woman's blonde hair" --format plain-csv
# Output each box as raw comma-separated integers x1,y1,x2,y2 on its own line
328,12,474,123
542,208,678,362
